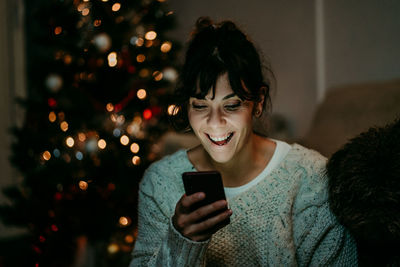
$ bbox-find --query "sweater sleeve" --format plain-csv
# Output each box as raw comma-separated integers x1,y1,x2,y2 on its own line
129,165,209,267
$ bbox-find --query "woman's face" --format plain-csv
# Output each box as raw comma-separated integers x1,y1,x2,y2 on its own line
188,73,257,164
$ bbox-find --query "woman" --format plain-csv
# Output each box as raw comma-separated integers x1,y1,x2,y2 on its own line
130,17,357,266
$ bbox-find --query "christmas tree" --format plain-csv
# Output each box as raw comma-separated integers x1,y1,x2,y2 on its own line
0,0,180,266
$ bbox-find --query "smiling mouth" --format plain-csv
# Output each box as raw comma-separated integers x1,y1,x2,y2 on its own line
206,132,234,146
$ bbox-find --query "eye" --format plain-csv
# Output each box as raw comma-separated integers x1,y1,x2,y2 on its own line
224,102,241,111
191,103,207,110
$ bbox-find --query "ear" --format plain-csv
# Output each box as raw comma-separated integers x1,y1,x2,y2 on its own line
254,87,266,117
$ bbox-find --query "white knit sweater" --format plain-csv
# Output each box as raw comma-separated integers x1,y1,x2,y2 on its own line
130,144,357,266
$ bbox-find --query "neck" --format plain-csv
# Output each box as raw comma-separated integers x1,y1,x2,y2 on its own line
206,134,275,187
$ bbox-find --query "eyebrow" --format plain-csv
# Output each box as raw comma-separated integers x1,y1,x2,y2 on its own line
194,92,238,100
222,93,237,100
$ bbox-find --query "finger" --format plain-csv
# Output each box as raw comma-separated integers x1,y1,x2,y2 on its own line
180,192,205,211
187,199,228,223
184,208,232,241
196,208,232,233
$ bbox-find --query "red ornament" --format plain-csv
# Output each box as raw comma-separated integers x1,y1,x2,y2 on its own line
54,192,62,201
51,224,59,232
143,109,152,120
48,98,57,107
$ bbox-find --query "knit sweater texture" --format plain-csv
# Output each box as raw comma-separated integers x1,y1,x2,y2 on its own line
130,143,357,266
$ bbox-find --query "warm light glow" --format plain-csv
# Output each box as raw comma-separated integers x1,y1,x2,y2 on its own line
119,216,131,226
66,137,75,147
120,135,129,146
136,54,145,63
132,156,141,165
79,181,88,190
110,114,118,122
77,133,85,142
137,89,147,100
112,3,121,12
107,243,119,254
108,52,118,67
58,112,65,121
106,103,114,112
139,68,149,77
98,139,107,149
116,115,125,125
49,111,57,122
125,235,134,243
145,40,153,47
136,38,144,47
160,41,172,53
145,31,157,41
64,54,72,65
153,71,163,81
157,0,166,2
77,3,85,11
94,20,102,27
168,104,179,116
60,121,69,132
102,0,108,2
130,143,140,153
43,151,51,161
134,116,143,124
82,8,90,16
54,26,62,35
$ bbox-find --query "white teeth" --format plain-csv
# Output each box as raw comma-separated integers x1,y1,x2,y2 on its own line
209,133,232,142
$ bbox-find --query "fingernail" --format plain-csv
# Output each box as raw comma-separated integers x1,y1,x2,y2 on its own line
197,192,205,199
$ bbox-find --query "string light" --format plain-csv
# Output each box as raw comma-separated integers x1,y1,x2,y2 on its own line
112,3,121,12
94,20,102,27
136,37,144,47
82,8,90,16
60,121,69,132
160,41,172,53
42,151,51,161
78,133,86,142
132,156,141,165
119,216,131,227
136,54,145,63
53,149,61,158
130,143,140,153
143,109,152,120
106,103,114,112
98,139,107,149
139,68,149,77
79,181,88,190
108,243,119,254
145,31,157,41
120,135,129,146
113,128,121,137
75,151,83,160
66,137,75,147
49,111,56,122
137,89,146,100
125,235,134,243
168,104,179,116
54,26,62,35
153,71,163,81
108,52,118,67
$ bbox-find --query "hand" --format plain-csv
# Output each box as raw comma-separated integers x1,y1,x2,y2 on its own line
172,192,232,242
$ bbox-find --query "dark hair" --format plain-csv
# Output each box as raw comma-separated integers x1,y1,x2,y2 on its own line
170,17,273,131
327,119,400,266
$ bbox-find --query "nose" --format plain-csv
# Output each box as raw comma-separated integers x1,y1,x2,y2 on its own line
207,108,226,127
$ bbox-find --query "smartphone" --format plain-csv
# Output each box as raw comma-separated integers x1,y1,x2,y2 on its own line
182,171,230,224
